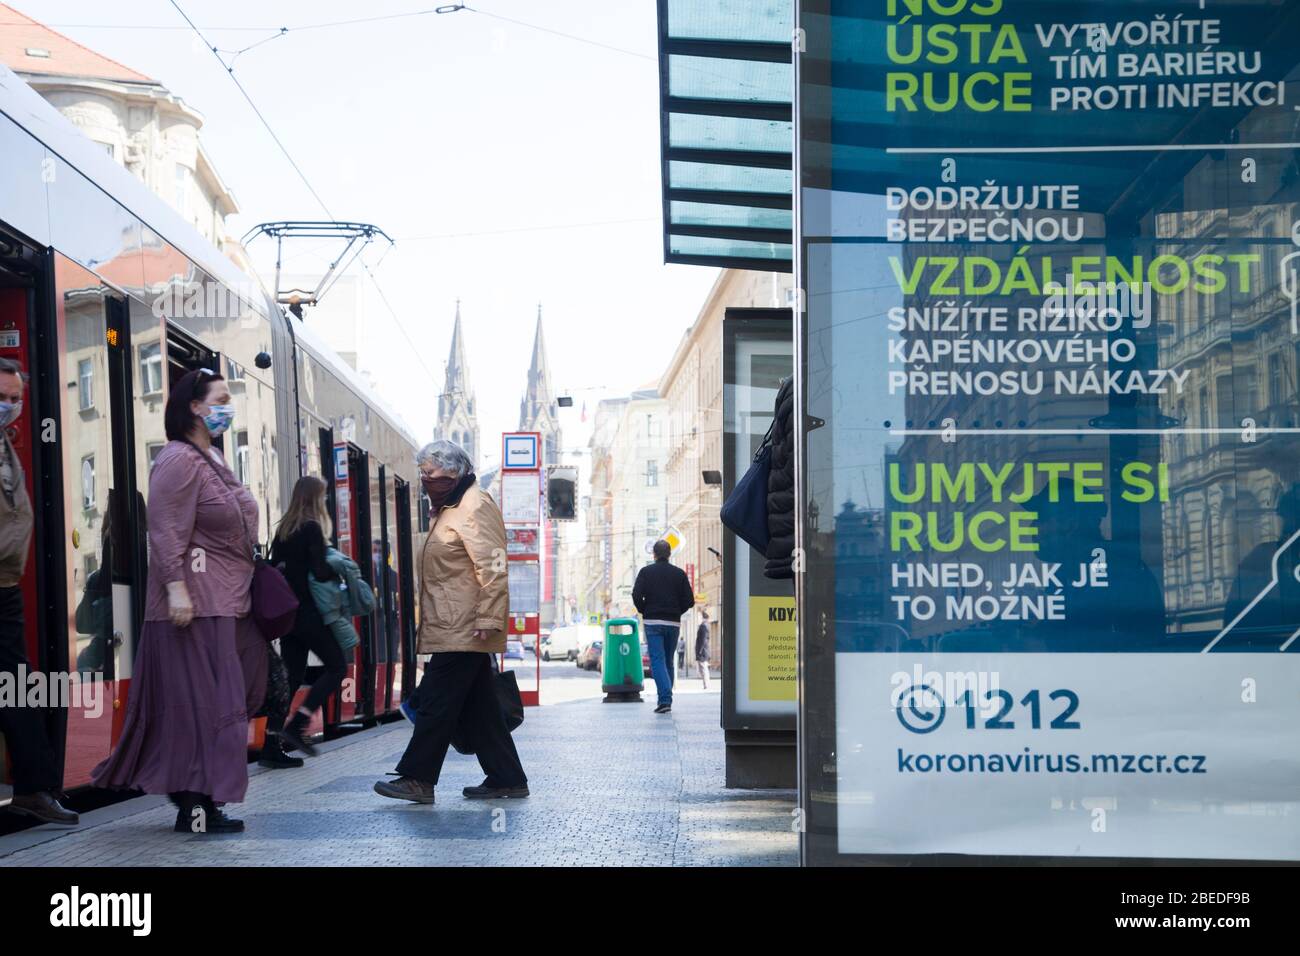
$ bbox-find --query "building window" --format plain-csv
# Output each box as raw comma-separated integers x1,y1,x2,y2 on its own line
225,356,245,382
645,460,658,487
1269,352,1285,407
139,342,163,396
77,357,94,411
235,430,251,486
81,455,95,510
146,442,165,468
646,509,658,531
647,415,660,438
1215,376,1234,432
1198,387,1210,452
173,164,189,217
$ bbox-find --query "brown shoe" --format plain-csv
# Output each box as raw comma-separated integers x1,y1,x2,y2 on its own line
7,791,79,826
373,776,435,804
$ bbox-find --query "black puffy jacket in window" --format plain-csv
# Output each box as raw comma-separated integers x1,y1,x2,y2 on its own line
764,376,795,579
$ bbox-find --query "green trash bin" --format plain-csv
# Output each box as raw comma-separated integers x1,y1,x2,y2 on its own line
601,617,644,700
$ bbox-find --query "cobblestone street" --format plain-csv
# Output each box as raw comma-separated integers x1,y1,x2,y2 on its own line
0,682,797,867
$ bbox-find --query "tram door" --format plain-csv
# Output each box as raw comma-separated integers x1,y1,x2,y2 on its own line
374,465,400,715
393,477,417,704
18,256,156,791
325,442,378,726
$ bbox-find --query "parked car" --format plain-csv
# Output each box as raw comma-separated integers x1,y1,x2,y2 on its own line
577,638,602,671
505,638,525,661
544,623,594,662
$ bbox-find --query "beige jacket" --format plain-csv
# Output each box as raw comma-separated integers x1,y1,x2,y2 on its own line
417,483,508,654
0,432,33,588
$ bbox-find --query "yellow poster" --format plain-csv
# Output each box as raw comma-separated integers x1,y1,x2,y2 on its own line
748,596,797,701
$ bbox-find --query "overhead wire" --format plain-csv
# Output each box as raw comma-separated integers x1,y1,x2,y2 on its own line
167,0,442,384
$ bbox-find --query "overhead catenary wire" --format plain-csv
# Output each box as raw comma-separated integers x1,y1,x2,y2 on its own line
166,0,441,384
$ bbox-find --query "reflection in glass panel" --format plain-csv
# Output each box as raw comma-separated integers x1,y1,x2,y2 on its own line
139,228,197,322
0,114,51,246
46,160,143,296
54,255,114,678
668,113,793,153
669,234,791,260
670,201,792,231
668,161,790,194
668,55,792,103
666,0,793,43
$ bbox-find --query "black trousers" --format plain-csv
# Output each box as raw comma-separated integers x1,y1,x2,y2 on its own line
396,652,526,788
0,585,60,794
267,624,348,733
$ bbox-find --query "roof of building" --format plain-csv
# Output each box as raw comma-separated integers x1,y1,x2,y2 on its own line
0,4,154,84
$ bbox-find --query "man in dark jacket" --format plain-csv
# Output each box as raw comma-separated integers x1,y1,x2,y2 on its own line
632,540,695,713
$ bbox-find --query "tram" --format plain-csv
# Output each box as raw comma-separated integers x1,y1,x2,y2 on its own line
0,64,423,797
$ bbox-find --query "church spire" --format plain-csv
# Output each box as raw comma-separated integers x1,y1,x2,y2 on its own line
445,298,471,403
435,299,479,462
520,302,553,426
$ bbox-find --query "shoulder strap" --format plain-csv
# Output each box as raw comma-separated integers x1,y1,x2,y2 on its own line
190,443,258,561
753,417,776,462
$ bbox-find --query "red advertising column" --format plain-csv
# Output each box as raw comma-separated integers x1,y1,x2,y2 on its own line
501,433,542,705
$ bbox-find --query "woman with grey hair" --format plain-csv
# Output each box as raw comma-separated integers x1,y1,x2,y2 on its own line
375,440,528,803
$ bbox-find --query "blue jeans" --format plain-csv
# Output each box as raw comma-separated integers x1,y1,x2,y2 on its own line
643,624,679,707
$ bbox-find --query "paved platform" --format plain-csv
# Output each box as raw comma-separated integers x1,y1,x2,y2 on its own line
0,680,797,867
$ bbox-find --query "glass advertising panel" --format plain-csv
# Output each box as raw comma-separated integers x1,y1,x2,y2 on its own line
724,316,796,724
798,0,1300,862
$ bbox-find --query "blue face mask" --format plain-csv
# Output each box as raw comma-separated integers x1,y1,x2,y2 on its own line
0,400,21,427
202,403,235,437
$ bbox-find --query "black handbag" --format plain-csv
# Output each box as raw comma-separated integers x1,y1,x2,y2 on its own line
255,642,291,722
720,421,775,553
451,663,525,756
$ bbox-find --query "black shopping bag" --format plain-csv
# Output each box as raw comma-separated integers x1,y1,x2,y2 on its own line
451,667,525,756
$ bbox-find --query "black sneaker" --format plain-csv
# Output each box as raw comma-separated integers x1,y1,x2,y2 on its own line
373,776,435,804
258,745,305,770
279,716,319,757
462,783,530,799
654,704,672,714
174,804,244,834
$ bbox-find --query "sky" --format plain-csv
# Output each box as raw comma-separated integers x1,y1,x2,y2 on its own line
20,0,720,466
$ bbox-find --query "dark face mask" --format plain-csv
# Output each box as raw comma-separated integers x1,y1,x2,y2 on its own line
421,474,459,510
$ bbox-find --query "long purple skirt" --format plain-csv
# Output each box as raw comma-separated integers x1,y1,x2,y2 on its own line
92,616,249,804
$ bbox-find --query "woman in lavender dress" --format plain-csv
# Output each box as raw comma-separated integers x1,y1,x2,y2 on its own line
93,368,257,834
